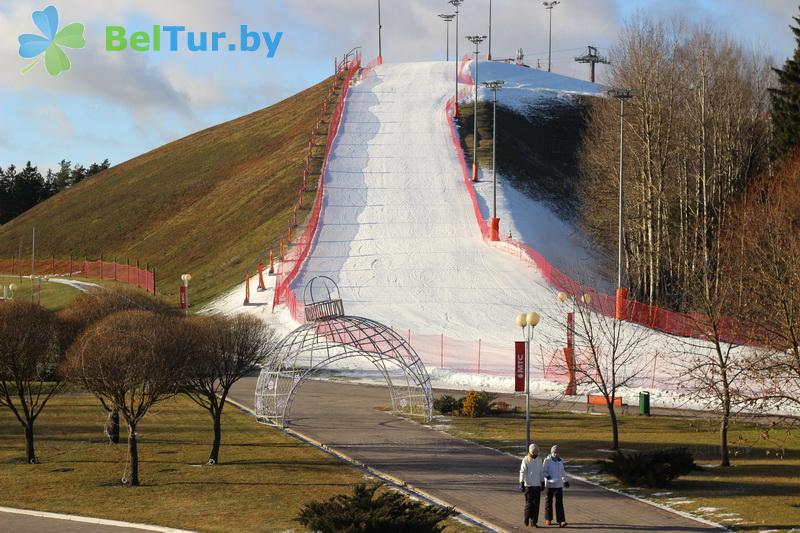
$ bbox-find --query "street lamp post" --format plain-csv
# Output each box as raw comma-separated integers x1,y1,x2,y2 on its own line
543,1,560,73
438,14,455,61
516,311,540,450
377,0,383,65
181,273,192,316
608,88,634,320
450,0,464,116
484,80,504,241
466,35,487,182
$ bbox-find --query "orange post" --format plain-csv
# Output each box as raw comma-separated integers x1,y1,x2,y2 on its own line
287,226,293,242
257,262,266,291
615,287,629,321
244,272,251,305
563,347,576,396
490,217,500,241
279,240,285,259
269,249,275,274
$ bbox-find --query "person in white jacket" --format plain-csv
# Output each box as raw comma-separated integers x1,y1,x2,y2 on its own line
542,444,569,527
519,443,544,527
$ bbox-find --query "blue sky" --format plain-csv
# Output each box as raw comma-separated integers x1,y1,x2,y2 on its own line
1,0,797,172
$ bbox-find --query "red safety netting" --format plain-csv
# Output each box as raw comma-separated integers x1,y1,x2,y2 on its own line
272,51,362,312
266,55,745,386
449,57,749,346
0,257,155,294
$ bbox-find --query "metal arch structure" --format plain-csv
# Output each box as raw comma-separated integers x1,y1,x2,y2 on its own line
255,278,433,428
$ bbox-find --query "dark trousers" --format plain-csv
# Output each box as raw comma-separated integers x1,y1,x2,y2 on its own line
524,486,541,525
545,487,566,523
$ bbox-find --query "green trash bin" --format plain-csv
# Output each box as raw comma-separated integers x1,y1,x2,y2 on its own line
639,391,651,416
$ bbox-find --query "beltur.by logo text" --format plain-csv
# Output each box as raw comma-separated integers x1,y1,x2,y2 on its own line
105,25,283,57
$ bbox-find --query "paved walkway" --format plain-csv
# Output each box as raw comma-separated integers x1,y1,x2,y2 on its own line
0,507,180,533
230,378,722,533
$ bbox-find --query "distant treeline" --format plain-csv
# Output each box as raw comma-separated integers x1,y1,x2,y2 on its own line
0,159,110,224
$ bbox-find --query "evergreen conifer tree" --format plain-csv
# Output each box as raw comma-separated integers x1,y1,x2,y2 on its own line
770,6,800,159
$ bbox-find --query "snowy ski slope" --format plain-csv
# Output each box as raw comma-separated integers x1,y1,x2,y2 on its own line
292,61,603,346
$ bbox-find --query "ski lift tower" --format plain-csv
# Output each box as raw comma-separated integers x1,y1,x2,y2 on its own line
574,46,609,83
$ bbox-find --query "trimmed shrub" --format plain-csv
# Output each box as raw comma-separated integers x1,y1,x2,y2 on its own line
603,448,700,487
433,394,462,415
296,482,456,533
460,390,497,418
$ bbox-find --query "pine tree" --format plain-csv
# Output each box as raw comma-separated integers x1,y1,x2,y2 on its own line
770,6,800,159
53,160,72,192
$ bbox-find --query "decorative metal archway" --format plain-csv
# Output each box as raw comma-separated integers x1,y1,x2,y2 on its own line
255,277,433,427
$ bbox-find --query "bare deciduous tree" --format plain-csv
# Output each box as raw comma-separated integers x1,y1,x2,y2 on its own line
672,246,751,467
0,301,62,463
580,16,771,310
58,287,178,444
182,315,275,465
65,310,191,486
735,153,800,410
546,284,653,450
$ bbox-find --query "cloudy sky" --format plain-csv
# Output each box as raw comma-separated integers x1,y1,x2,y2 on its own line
1,0,797,171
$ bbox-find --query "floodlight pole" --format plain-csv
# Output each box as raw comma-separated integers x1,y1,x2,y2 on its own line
439,14,455,61
609,88,633,319
467,35,487,182
543,1,560,73
450,0,463,116
377,0,383,65
484,80,504,240
488,0,493,60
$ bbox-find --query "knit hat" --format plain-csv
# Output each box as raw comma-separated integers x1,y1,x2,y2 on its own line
551,444,560,455
528,443,539,455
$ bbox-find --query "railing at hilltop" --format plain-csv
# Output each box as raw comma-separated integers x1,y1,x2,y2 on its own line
0,257,155,294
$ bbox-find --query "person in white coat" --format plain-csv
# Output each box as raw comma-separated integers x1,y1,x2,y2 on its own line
519,443,544,527
542,444,569,527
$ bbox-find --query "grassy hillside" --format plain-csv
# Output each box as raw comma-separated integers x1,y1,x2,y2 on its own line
0,77,334,305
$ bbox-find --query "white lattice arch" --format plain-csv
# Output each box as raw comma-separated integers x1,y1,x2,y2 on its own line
255,279,433,427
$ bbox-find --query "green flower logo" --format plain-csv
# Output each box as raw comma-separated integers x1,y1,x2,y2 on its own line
18,5,85,76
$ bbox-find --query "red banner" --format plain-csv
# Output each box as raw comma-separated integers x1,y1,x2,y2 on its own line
514,341,526,392
179,286,187,309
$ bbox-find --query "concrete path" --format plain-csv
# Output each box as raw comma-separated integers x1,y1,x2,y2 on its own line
230,378,722,533
0,507,188,533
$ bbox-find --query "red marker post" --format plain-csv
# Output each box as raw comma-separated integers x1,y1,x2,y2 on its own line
179,286,187,310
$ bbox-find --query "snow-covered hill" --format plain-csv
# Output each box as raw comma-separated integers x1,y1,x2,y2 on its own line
468,60,604,114
206,61,780,411
290,61,604,346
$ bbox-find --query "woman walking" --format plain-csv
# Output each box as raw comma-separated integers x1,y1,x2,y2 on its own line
519,443,544,527
543,444,569,527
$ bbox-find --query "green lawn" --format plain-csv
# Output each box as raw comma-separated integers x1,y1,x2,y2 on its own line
0,393,473,532
435,408,800,532
0,275,82,311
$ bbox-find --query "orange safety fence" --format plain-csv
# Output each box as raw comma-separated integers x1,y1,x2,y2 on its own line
0,257,155,294
271,51,362,309
450,57,750,346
